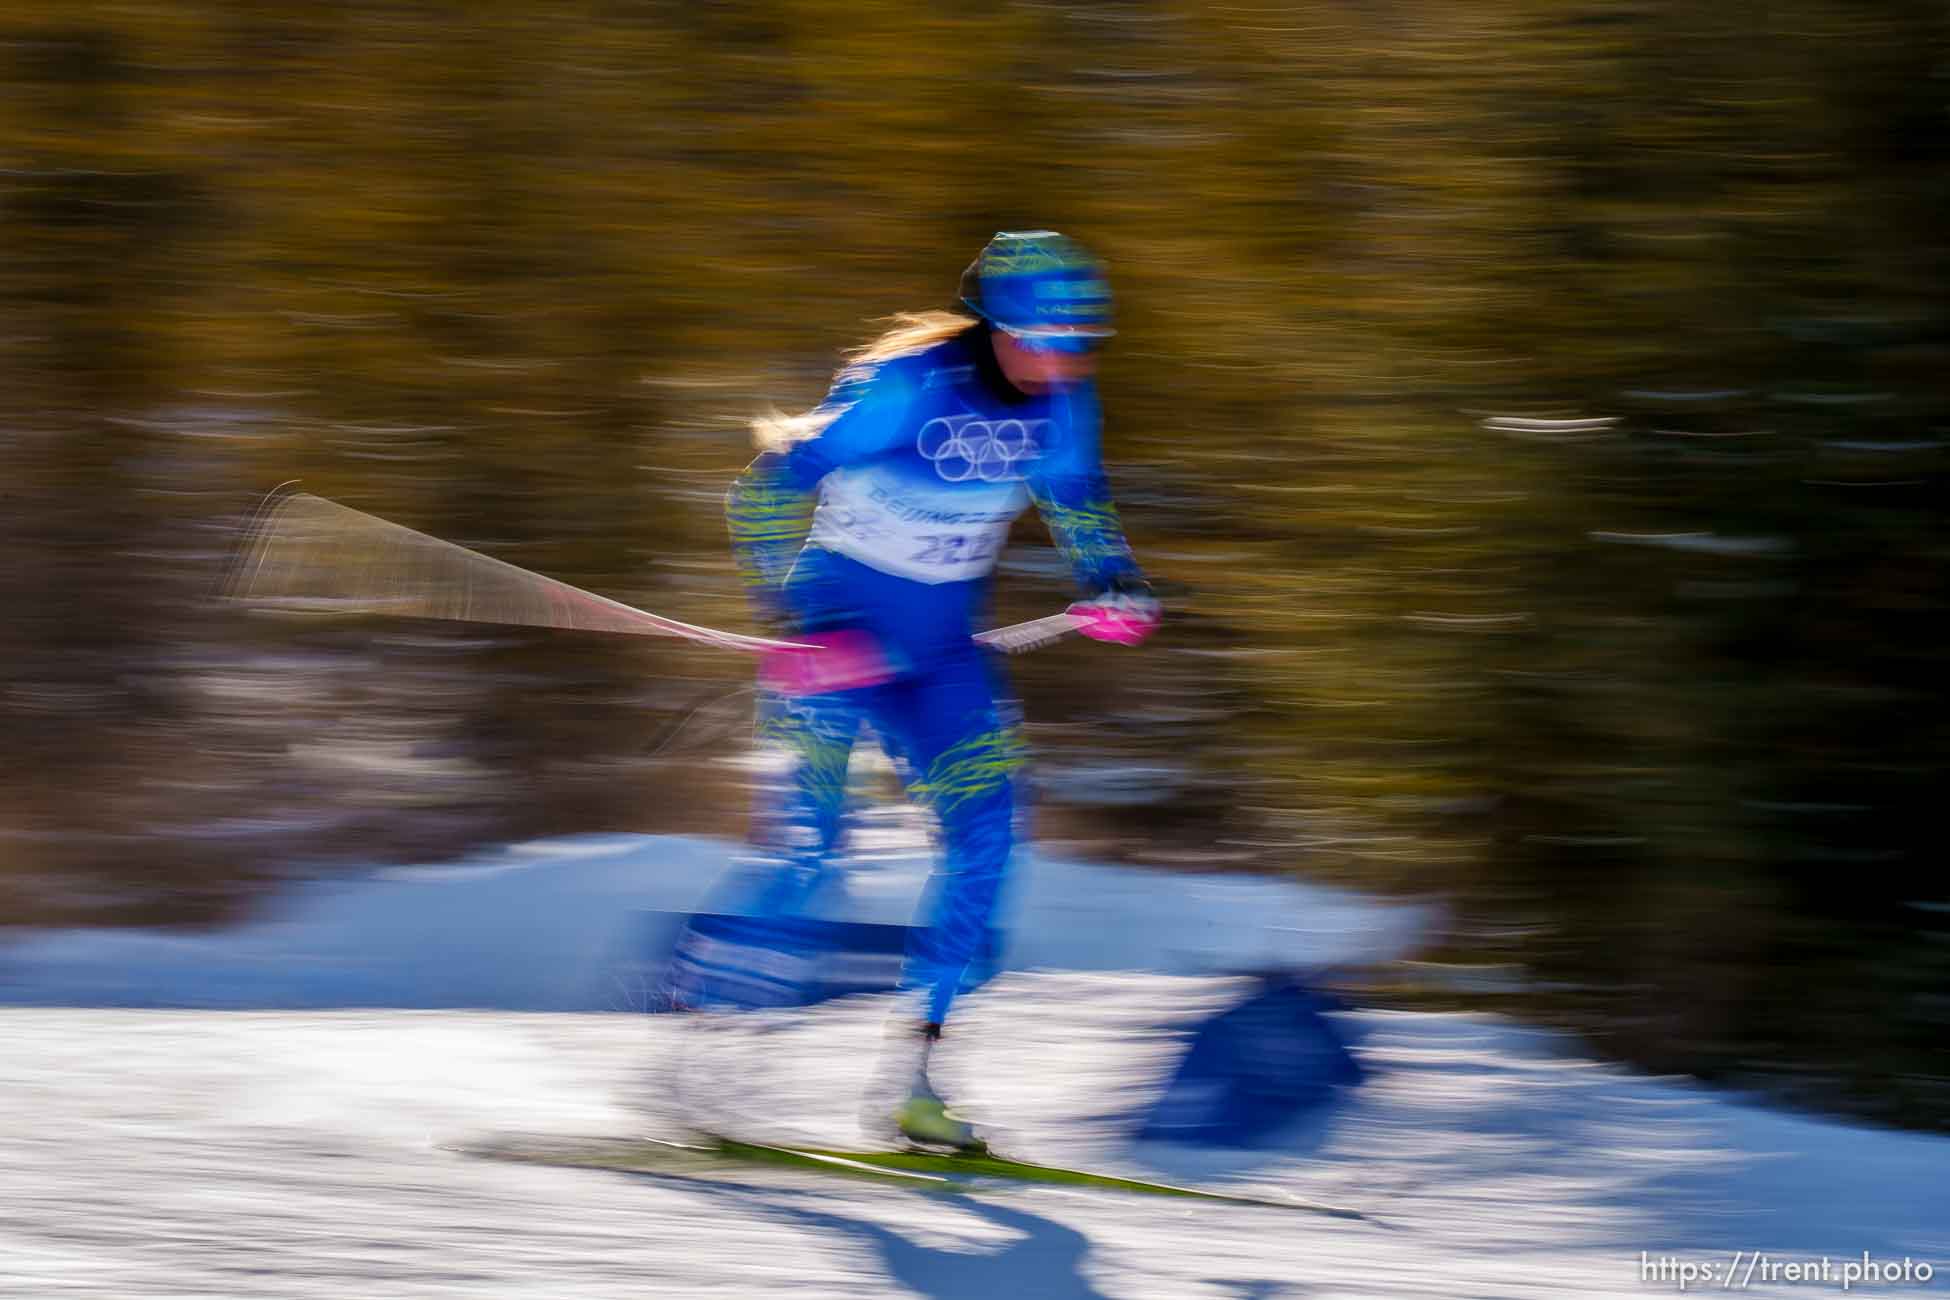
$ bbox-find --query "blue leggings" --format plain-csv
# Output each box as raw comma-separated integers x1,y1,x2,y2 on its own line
754,647,1023,1025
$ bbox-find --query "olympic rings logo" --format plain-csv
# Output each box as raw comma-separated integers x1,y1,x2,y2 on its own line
916,413,1046,483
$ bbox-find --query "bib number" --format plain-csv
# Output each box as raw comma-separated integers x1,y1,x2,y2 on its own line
909,532,1000,569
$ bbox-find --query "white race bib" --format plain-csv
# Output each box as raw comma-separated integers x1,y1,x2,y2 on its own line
808,465,1028,584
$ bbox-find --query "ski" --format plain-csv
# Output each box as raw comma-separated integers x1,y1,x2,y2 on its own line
448,1132,1375,1221
713,1137,1373,1218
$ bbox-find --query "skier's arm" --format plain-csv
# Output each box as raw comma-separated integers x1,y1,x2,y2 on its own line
725,359,919,623
1028,387,1159,644
1027,386,1146,597
725,454,814,619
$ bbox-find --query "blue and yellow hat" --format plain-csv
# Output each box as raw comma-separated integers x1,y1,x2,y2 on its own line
959,230,1114,354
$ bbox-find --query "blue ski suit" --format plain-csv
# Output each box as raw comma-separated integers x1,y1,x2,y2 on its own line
726,326,1145,1024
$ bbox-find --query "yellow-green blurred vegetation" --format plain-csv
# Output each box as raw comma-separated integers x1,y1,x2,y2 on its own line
3,3,1946,1125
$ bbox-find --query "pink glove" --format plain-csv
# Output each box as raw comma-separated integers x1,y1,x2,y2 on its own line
759,628,895,696
1066,593,1161,646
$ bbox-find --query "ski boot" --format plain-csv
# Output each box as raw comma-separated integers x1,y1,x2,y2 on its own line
894,1075,987,1154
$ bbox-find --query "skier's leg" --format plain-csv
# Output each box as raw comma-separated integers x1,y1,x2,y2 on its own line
894,658,1022,1025
667,688,863,1012
743,688,864,914
876,655,1024,1147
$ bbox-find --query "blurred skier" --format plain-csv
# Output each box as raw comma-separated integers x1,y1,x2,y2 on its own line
722,231,1159,1150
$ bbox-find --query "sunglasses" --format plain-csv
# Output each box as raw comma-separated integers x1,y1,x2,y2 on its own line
1003,324,1115,356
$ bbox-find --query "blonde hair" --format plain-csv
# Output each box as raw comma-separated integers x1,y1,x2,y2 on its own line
753,310,977,452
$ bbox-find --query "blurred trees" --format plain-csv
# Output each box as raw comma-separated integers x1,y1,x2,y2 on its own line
2,2,1944,1124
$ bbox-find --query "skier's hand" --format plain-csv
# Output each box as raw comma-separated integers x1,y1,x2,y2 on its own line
759,628,895,695
1067,579,1160,646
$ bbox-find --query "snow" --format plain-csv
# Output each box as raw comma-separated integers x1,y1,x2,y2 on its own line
0,834,1944,1298
0,832,1432,1009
